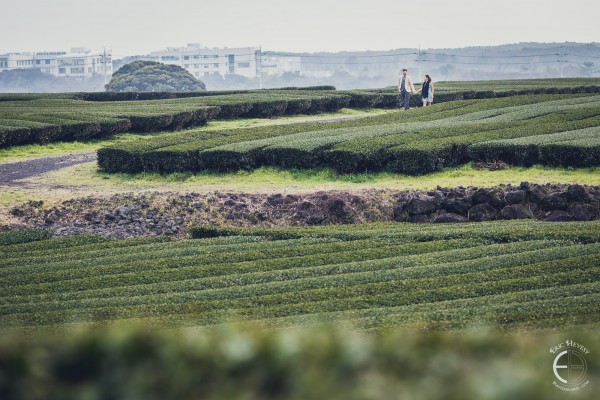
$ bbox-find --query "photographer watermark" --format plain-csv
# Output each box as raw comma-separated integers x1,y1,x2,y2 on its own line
549,340,590,392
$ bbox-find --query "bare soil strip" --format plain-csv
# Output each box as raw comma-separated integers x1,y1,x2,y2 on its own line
0,152,97,185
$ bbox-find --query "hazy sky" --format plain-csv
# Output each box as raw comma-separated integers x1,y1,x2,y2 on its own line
1,0,598,56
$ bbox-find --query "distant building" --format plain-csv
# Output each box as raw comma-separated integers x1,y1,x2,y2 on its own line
146,44,261,79
262,54,302,76
0,48,112,79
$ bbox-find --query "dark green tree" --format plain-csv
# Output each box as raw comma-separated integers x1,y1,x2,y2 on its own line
106,61,206,92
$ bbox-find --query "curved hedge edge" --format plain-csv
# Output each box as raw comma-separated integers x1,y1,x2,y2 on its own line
0,126,32,147
345,86,600,110
140,148,199,174
539,143,600,168
189,226,303,240
97,147,145,174
73,87,338,102
0,229,52,246
0,106,218,149
468,142,540,166
198,148,262,172
269,85,337,91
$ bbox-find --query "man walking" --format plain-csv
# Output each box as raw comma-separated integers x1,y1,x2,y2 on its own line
398,68,416,110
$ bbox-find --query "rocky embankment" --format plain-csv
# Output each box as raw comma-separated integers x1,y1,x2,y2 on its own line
5,182,600,238
393,182,599,223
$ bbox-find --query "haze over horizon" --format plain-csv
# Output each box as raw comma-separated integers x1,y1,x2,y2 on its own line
1,0,599,56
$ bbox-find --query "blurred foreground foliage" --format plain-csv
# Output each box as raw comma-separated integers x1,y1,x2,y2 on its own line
0,326,597,400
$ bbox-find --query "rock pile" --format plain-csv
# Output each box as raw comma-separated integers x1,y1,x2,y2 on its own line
6,183,599,238
392,183,599,223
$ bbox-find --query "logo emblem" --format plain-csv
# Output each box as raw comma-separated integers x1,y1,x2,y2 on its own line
550,340,590,392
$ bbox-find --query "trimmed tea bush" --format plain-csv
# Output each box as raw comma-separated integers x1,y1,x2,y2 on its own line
99,94,600,174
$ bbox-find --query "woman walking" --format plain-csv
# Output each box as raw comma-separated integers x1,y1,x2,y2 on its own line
417,75,434,106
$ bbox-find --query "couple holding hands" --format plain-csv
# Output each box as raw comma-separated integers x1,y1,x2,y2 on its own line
398,68,434,110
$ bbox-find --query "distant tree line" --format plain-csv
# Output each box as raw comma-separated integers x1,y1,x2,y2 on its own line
0,69,105,93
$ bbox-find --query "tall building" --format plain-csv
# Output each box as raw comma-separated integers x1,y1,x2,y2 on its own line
0,48,112,79
147,44,261,79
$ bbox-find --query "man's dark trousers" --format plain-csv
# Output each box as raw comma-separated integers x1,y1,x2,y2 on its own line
400,90,410,110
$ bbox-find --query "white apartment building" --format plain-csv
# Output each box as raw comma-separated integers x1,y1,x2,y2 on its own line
148,44,261,79
0,48,112,79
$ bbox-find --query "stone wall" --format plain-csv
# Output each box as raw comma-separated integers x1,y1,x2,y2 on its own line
393,183,599,223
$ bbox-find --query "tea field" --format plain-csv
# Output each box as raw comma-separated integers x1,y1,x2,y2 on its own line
1,220,598,333
2,79,600,399
0,89,350,147
98,93,600,174
2,78,599,150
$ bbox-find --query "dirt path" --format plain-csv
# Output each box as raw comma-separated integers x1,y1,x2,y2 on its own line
0,151,97,185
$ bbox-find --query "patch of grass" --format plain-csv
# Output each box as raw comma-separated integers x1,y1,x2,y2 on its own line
10,161,600,196
0,134,160,164
411,163,600,188
202,107,390,130
3,157,600,210
93,163,600,189
0,141,99,163
0,190,31,204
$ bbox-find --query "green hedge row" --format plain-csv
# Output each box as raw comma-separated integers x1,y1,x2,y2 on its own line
0,117,133,147
3,81,600,149
72,86,338,102
7,220,597,275
73,84,600,106
0,237,336,285
189,220,600,243
269,85,337,91
346,85,600,109
0,235,172,266
6,221,594,282
0,107,219,147
1,239,491,304
98,111,377,173
470,126,600,167
0,234,593,312
98,94,600,174
0,93,75,102
0,229,51,246
0,91,353,148
248,94,597,174
209,95,351,119
1,240,484,308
